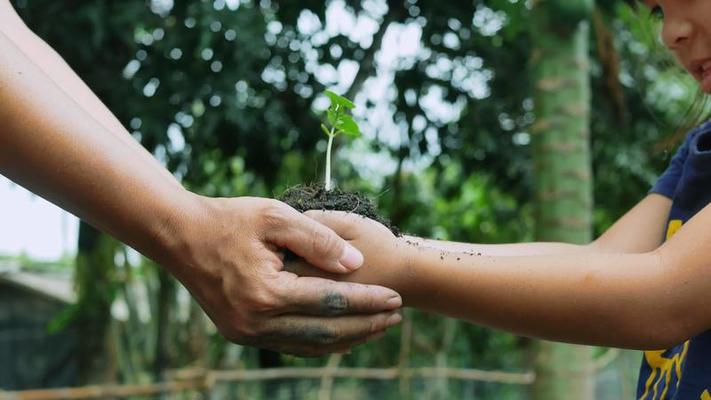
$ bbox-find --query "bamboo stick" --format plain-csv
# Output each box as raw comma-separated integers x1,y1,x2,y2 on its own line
0,367,536,400
398,310,413,397
317,354,343,400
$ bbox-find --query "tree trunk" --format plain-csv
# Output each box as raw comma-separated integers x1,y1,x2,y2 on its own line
74,221,118,384
530,0,595,399
153,267,176,380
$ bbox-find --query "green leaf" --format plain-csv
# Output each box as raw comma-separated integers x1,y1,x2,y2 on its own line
327,108,338,126
324,90,355,110
337,114,360,138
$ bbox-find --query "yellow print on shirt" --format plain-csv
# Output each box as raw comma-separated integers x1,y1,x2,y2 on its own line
666,219,683,239
640,343,690,400
701,390,710,400
639,219,688,400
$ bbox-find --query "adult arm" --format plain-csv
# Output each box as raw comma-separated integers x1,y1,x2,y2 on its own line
0,0,177,186
0,27,401,356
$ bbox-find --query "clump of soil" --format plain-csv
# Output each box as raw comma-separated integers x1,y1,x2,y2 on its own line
280,183,401,237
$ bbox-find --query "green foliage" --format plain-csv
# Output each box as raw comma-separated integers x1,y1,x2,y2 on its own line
0,253,73,271
538,0,594,30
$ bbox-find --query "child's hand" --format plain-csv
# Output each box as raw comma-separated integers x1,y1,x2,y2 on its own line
285,210,414,301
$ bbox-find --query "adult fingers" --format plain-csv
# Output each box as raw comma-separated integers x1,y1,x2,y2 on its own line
257,311,402,350
263,201,363,273
278,272,402,316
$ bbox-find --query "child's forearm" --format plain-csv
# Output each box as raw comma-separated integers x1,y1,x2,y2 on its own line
292,211,683,348
399,244,684,350
284,242,679,349
403,235,592,256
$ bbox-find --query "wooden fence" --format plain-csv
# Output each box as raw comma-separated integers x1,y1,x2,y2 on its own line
0,348,621,400
0,366,533,400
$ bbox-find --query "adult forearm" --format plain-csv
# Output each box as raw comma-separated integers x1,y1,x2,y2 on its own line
0,5,180,188
0,30,190,267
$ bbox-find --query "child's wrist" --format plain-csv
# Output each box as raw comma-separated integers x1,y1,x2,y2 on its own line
393,237,421,306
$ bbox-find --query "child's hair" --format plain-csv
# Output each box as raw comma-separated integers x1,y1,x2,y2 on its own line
680,94,711,132
622,0,711,135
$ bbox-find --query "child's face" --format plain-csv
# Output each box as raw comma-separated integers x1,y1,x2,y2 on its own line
640,0,711,93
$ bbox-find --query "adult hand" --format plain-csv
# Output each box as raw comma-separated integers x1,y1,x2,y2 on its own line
285,210,414,302
165,195,403,357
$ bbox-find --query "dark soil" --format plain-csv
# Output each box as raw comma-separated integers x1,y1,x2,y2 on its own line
279,183,401,237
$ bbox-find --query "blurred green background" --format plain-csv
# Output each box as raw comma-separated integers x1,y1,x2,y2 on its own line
0,0,704,399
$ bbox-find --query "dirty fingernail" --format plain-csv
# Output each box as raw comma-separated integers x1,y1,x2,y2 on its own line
339,243,364,271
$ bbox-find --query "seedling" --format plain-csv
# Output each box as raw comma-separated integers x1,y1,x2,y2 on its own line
279,90,399,236
321,90,361,191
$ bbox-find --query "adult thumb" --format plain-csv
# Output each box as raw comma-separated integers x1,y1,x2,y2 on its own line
264,205,363,273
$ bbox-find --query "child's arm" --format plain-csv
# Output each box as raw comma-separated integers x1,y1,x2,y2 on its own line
297,196,709,350
403,194,672,256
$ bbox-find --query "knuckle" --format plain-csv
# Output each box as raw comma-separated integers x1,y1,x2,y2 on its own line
220,311,271,342
344,283,378,312
369,317,379,334
248,286,281,313
261,201,291,229
246,320,268,338
309,326,338,345
320,291,349,315
311,228,342,258
303,209,320,219
320,330,339,345
364,285,380,309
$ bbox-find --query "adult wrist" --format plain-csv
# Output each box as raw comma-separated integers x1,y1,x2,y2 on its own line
145,188,209,275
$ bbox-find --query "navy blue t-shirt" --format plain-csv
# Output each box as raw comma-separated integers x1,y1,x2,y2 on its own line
636,121,711,400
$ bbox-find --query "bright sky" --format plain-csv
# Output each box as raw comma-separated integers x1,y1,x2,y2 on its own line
0,176,78,260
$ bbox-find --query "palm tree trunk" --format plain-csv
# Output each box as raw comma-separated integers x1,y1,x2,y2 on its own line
530,0,595,398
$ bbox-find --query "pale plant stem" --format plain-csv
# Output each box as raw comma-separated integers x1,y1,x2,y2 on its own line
325,129,335,191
